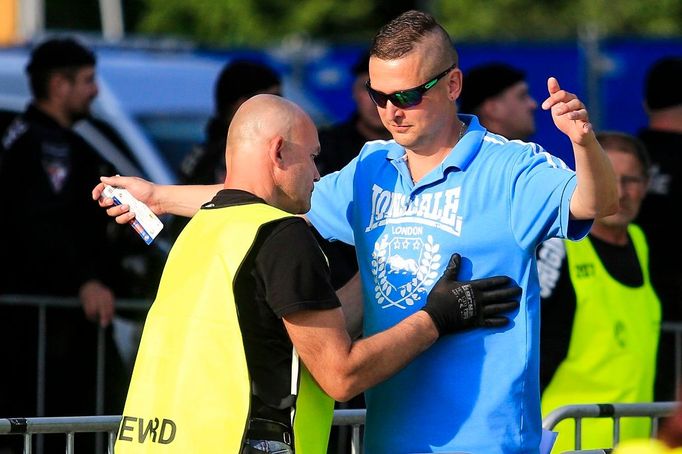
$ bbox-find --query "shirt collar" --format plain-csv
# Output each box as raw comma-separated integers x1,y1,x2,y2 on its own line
385,114,486,173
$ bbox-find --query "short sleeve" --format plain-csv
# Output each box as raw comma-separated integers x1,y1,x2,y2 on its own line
307,156,359,245
255,218,341,317
509,143,592,249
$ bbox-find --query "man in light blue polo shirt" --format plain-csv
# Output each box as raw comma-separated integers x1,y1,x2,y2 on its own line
92,10,617,454
306,10,617,454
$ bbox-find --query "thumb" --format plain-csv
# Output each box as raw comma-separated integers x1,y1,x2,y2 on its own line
547,76,560,95
442,253,461,280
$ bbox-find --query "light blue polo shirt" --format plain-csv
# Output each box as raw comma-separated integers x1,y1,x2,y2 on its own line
308,115,590,454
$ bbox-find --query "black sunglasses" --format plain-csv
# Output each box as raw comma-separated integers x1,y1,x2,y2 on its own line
365,63,457,109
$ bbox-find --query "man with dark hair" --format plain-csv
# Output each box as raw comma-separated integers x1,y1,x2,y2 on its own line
316,52,390,177
168,60,283,239
179,59,282,185
459,62,537,140
0,36,125,452
635,56,682,403
92,10,618,453
539,131,660,452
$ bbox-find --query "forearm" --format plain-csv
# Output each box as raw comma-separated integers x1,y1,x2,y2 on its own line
336,272,363,339
158,183,223,217
331,311,438,401
570,135,618,219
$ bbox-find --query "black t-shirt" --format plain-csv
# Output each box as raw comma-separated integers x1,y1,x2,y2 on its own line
636,128,682,319
537,234,643,392
635,128,682,401
207,190,340,424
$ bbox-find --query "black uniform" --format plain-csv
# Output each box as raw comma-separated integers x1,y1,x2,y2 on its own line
0,105,126,452
636,128,682,402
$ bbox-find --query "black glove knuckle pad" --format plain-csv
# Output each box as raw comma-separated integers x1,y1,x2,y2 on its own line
421,254,521,336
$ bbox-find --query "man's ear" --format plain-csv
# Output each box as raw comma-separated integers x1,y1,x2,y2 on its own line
448,68,463,101
268,135,286,168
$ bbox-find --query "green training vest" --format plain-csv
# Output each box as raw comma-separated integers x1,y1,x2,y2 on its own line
116,202,334,453
542,224,660,453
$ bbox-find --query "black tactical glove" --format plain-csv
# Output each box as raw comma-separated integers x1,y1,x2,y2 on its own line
421,253,521,335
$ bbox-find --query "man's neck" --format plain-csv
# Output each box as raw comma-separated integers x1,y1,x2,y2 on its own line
34,100,73,128
406,119,466,183
590,223,629,246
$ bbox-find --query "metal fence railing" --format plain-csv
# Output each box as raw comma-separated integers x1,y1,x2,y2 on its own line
2,294,682,453
0,294,151,454
2,403,678,454
0,409,366,454
542,402,678,451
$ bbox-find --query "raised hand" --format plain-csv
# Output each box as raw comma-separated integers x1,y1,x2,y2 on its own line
542,77,595,146
421,253,522,335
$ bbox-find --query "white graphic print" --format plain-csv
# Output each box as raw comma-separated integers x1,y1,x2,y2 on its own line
366,184,463,236
537,238,566,298
372,233,442,310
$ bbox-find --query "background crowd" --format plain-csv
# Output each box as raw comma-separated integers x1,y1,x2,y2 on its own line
0,20,681,454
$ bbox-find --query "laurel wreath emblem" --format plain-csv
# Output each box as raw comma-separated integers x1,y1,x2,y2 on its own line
371,234,442,309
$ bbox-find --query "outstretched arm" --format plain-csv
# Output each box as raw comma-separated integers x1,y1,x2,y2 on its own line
92,175,222,222
285,253,521,402
542,77,618,220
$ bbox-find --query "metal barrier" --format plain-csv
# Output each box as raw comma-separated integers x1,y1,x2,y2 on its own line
0,295,150,454
2,293,682,453
0,415,119,454
0,294,151,415
542,402,678,451
0,410,366,454
662,322,682,400
1,403,680,453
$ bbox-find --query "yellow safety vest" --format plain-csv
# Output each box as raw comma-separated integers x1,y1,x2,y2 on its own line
116,202,334,453
542,224,661,453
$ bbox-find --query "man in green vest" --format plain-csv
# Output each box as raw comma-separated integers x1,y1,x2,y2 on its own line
109,94,521,453
537,131,661,452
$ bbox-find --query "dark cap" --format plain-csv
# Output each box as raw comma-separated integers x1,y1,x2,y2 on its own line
459,63,525,113
214,59,281,116
26,37,96,74
645,56,682,111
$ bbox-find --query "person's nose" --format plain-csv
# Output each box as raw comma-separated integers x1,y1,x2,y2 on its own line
528,96,538,111
313,164,320,182
385,100,404,119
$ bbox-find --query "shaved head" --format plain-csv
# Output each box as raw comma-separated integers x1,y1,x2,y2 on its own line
227,94,301,155
223,94,321,213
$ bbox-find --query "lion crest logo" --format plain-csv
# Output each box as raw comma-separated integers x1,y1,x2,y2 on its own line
371,234,442,309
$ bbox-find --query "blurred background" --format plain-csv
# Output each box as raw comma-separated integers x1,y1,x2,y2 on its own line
1,0,682,173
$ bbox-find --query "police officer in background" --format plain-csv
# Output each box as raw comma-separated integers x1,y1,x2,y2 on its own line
0,36,126,453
